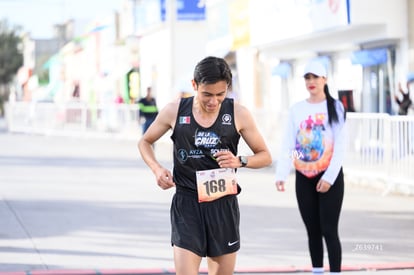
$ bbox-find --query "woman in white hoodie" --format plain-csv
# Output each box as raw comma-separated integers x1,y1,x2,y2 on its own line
275,60,347,274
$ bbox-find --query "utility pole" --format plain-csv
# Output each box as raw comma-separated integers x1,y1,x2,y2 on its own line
166,0,177,92
408,0,414,72
131,0,138,34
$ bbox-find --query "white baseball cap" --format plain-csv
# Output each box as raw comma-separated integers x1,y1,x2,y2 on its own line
303,61,327,77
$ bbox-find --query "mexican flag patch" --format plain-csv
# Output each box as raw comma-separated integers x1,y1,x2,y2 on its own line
179,116,191,124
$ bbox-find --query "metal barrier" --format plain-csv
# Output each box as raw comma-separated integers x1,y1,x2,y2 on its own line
345,112,414,194
4,102,414,193
5,101,140,139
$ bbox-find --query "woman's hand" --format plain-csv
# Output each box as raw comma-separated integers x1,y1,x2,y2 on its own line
275,181,285,192
316,179,331,193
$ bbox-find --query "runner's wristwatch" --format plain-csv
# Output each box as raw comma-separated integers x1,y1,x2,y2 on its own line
239,156,248,167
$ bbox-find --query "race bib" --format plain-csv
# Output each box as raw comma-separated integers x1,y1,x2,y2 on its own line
196,168,238,203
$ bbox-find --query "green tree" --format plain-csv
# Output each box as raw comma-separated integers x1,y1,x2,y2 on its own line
0,19,23,116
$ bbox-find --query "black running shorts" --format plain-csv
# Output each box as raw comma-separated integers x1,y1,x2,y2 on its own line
170,187,240,257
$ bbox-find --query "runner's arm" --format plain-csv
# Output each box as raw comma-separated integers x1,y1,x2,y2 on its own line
235,104,272,168
138,102,178,189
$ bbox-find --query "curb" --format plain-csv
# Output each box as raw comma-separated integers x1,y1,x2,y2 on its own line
1,262,414,275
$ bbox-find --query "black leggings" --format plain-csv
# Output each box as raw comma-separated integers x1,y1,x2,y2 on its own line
295,168,344,272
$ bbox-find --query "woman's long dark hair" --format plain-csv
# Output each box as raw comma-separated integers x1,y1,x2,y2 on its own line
324,84,346,126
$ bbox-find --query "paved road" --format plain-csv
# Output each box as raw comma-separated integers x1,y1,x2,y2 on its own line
0,129,413,274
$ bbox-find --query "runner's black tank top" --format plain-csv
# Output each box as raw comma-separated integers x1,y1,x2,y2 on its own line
171,97,240,191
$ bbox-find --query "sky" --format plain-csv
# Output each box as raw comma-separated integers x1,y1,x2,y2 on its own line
0,0,122,39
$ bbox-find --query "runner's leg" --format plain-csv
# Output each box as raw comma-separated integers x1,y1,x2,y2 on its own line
174,246,202,275
207,252,237,275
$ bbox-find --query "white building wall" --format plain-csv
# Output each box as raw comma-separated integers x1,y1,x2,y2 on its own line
350,0,407,38
235,48,255,109
172,21,209,96
139,21,208,109
249,0,410,113
139,29,170,108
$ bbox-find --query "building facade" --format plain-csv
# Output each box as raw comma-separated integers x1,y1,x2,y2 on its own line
205,0,413,117
19,0,414,117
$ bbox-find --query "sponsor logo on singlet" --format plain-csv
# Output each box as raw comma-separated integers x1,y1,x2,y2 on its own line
222,114,232,125
194,130,220,148
177,149,188,162
177,148,205,163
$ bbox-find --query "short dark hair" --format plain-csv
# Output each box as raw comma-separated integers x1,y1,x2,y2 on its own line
193,56,232,89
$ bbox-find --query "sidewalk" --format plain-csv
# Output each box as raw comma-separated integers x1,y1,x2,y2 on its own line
0,130,413,275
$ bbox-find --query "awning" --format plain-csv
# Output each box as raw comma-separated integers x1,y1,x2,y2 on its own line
42,54,60,69
272,62,291,78
407,72,414,83
351,48,387,67
257,24,388,60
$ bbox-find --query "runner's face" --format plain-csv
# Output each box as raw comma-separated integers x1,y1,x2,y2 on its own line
193,81,228,113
